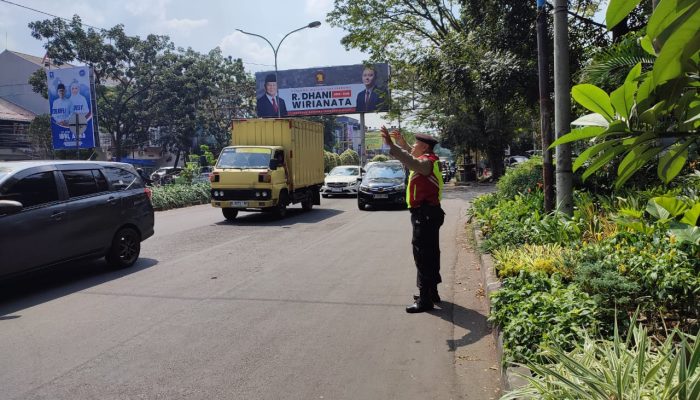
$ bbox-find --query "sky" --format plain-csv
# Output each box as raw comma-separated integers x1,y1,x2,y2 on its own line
0,0,395,129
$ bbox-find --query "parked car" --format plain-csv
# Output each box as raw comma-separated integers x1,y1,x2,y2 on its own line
150,166,182,184
321,165,361,197
357,162,407,210
504,155,529,167
0,160,155,279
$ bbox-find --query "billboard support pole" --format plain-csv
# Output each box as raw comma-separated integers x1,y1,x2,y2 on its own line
359,113,366,166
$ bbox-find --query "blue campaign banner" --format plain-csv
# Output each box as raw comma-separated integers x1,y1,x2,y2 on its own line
255,63,390,118
46,66,96,150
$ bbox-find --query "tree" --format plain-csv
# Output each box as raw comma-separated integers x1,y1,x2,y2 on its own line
552,0,699,187
328,0,606,178
27,114,53,158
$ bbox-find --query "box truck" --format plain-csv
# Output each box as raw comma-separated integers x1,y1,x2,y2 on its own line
210,119,324,220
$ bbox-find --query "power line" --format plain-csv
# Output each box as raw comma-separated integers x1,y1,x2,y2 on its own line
0,0,107,32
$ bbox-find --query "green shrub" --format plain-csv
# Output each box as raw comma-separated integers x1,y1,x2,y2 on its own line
151,182,211,210
339,149,360,165
496,156,543,200
371,154,389,162
324,151,337,172
571,233,700,331
489,272,598,364
493,244,573,279
502,319,700,400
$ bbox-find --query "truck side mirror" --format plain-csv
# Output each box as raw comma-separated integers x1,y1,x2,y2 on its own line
269,159,279,170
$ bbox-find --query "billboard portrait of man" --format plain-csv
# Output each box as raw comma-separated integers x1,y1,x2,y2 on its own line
355,65,387,113
256,74,288,118
50,83,71,127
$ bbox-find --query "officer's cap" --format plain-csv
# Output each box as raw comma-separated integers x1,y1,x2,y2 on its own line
415,133,438,146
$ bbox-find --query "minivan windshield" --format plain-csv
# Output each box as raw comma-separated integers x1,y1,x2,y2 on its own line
217,148,272,169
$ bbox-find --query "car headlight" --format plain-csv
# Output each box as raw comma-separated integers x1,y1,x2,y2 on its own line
262,192,268,197
394,184,406,191
359,185,370,192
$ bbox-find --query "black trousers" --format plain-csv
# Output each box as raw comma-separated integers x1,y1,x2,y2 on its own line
410,204,445,291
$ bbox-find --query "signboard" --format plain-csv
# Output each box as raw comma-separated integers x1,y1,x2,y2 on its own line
255,63,390,118
46,66,96,149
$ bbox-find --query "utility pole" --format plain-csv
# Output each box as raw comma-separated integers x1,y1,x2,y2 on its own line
536,0,554,212
553,0,573,215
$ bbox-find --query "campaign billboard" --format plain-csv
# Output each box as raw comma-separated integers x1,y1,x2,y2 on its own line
46,66,96,149
255,63,390,118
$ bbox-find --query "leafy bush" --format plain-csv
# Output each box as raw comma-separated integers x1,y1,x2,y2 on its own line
571,233,700,331
151,182,211,210
502,319,700,400
489,272,598,364
324,151,338,172
339,149,360,165
371,154,389,162
492,244,573,279
496,156,543,200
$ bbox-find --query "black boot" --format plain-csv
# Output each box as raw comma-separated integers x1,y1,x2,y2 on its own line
413,287,440,303
406,289,434,313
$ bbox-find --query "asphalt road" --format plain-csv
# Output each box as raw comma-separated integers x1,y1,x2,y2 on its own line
0,183,501,400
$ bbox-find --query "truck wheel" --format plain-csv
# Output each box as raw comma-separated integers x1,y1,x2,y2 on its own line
275,192,288,218
302,191,314,211
106,227,141,268
222,208,238,220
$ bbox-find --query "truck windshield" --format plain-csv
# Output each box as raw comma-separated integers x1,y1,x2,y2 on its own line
217,148,272,169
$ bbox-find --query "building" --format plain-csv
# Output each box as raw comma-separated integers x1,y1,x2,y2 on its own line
0,50,74,160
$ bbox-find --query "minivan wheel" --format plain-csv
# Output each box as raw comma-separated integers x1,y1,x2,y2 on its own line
106,227,141,268
222,208,238,220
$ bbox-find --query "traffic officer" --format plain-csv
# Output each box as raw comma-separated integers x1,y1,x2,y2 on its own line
380,126,445,313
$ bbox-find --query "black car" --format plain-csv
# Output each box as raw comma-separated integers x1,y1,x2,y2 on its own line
357,162,407,210
0,161,155,279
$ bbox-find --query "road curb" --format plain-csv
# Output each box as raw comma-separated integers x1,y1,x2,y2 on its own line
471,227,531,394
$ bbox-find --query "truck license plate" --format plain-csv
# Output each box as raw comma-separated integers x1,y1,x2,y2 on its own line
374,194,388,199
230,201,247,207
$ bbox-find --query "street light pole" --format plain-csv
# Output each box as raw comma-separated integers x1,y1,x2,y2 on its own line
237,21,321,118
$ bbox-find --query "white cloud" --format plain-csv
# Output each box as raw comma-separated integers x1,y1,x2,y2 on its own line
125,0,169,20
161,18,208,32
305,0,334,15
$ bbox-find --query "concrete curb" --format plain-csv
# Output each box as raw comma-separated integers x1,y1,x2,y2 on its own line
471,227,531,393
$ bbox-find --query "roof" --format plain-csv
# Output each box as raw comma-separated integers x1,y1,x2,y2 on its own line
0,98,35,122
3,50,75,69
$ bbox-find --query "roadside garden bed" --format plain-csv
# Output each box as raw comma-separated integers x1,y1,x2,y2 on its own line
469,158,699,398
150,182,211,211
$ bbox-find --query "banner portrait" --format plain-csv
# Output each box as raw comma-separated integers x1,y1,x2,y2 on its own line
46,66,96,149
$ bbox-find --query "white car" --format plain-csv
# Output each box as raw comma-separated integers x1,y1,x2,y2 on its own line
321,165,361,197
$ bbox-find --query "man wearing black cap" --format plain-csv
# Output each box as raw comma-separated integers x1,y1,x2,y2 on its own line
257,74,288,117
381,126,445,313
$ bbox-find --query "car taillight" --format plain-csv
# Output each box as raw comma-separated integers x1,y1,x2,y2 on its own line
144,187,153,201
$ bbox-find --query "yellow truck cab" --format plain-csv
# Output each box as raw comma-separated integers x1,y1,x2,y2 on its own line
210,119,324,220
